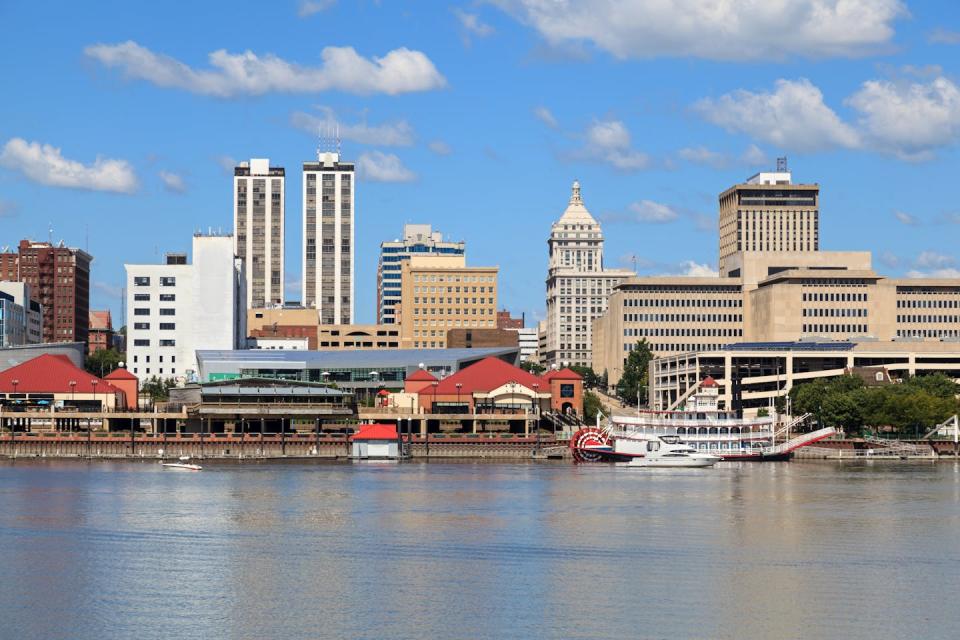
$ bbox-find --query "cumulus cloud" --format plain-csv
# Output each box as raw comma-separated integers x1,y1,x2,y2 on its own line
159,170,186,193
845,76,960,161
893,210,918,226
215,155,238,175
914,251,955,270
454,8,494,39
693,78,860,152
741,144,768,167
84,41,446,97
428,140,452,155
906,268,960,278
577,119,651,171
677,146,729,169
357,151,416,182
533,105,559,128
493,0,905,61
0,137,137,193
628,200,680,223
878,251,900,269
656,261,719,277
290,107,415,146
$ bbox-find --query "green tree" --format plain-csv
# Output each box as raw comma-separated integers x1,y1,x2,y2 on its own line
85,348,124,377
616,339,653,407
582,391,603,422
520,360,546,375
757,407,769,418
569,365,600,389
140,376,175,401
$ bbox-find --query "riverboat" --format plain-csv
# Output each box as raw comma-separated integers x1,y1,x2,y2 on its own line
571,377,836,463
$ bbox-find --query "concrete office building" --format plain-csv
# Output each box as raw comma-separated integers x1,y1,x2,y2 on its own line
398,255,498,349
0,240,92,346
302,147,354,324
651,340,960,415
125,234,246,382
544,181,632,367
0,282,41,345
378,224,464,324
592,165,960,386
234,158,285,309
516,327,539,362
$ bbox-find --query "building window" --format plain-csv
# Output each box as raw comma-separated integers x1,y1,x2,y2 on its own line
134,293,150,301
159,294,175,302
134,322,150,330
159,308,175,316
134,339,150,346
160,277,176,287
160,339,175,347
134,308,149,316
159,323,175,330
134,277,150,286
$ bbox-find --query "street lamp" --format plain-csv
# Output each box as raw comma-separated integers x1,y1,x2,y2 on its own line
10,379,19,440
455,383,463,413
90,380,99,435
69,380,77,435
532,383,541,451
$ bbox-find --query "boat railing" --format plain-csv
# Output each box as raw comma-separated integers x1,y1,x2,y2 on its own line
612,417,775,429
616,430,773,442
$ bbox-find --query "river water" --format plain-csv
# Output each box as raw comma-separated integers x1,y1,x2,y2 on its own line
0,459,958,640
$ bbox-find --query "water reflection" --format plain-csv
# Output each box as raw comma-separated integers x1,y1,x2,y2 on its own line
0,460,958,639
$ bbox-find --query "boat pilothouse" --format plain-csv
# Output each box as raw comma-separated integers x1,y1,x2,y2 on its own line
571,377,789,463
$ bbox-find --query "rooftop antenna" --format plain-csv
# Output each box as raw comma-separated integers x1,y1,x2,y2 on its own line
336,123,341,156
316,125,323,160
777,156,788,172
48,222,53,244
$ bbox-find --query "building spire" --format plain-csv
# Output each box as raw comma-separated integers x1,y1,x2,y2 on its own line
569,180,582,205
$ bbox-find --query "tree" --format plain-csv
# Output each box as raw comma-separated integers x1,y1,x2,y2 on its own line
582,391,603,422
616,339,653,407
569,365,600,389
85,348,124,377
757,407,769,418
520,360,546,375
140,376,175,401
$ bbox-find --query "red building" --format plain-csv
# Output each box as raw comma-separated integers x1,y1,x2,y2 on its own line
88,310,114,353
0,240,93,347
496,310,523,329
0,354,127,411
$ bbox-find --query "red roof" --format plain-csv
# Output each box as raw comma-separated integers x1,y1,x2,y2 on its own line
0,354,122,395
542,367,582,381
701,376,718,388
405,368,438,382
104,367,138,381
89,310,112,331
350,423,398,441
430,357,545,395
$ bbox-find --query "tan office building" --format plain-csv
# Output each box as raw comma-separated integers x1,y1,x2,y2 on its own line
397,255,498,349
248,307,400,350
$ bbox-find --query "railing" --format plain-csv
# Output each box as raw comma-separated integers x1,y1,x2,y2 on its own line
772,413,813,440
763,427,837,455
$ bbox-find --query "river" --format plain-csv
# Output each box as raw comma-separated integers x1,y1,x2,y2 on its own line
0,459,958,639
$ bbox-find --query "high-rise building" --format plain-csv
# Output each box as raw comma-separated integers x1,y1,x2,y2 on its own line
397,255,498,349
234,159,285,309
718,159,820,276
378,224,465,324
125,234,246,382
544,181,633,367
302,148,354,324
0,240,92,346
0,282,42,345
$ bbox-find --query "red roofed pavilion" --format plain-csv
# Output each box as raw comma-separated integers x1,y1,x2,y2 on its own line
0,354,127,410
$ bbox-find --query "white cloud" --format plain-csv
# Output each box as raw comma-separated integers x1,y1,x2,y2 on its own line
628,200,680,223
845,76,960,160
494,0,905,61
298,0,336,17
93,281,123,299
678,146,729,169
0,137,137,193
657,261,719,277
693,78,860,152
906,268,960,279
454,8,494,38
357,151,416,182
533,105,558,129
159,170,186,193
290,107,415,146
216,155,238,175
740,144,768,167
893,210,918,226
878,251,900,269
284,274,302,298
579,119,651,171
84,41,446,97
428,140,452,155
914,251,955,270
928,28,960,45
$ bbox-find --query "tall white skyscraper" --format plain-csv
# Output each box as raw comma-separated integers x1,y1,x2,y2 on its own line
544,181,633,367
302,148,355,324
234,158,285,309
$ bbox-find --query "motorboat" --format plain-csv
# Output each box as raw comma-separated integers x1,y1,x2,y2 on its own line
626,436,721,468
161,459,202,471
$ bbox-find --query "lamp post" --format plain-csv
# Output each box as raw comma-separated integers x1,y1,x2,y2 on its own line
69,380,77,435
455,383,463,413
532,383,541,453
10,379,18,449
369,371,379,407
90,380,99,437
428,380,438,455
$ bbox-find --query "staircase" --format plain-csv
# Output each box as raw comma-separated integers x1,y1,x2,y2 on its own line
762,427,838,456
772,413,813,440
861,435,934,457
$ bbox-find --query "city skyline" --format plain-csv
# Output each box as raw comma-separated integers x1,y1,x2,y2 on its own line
2,2,960,327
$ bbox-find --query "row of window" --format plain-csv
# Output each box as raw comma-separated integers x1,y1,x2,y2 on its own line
897,299,960,308
413,286,492,294
134,308,175,316
803,308,868,317
625,328,743,338
132,339,176,347
132,354,175,363
413,274,494,283
896,329,960,338
801,324,868,333
897,315,960,323
624,297,743,308
802,292,868,302
623,313,742,323
133,323,175,330
413,307,493,316
132,367,175,376
134,293,175,302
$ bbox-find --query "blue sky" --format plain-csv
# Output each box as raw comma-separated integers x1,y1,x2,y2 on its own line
2,0,960,327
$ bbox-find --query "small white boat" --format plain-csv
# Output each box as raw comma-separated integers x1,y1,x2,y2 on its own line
627,436,721,468
161,462,202,471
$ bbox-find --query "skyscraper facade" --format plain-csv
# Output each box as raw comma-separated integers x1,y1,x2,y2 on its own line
234,158,285,309
302,149,354,324
378,224,465,324
544,181,632,367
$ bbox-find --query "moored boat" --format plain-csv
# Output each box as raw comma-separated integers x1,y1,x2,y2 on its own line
625,435,721,468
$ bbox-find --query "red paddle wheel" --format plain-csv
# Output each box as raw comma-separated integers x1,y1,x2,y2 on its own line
570,427,611,463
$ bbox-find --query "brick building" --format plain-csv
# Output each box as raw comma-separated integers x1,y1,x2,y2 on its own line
88,310,114,353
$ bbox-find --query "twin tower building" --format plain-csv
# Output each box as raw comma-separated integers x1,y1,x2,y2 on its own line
233,148,354,325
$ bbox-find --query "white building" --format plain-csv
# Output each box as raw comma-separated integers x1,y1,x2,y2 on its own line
0,282,41,345
125,234,246,383
544,181,633,367
234,158,285,309
515,327,539,362
302,148,355,325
